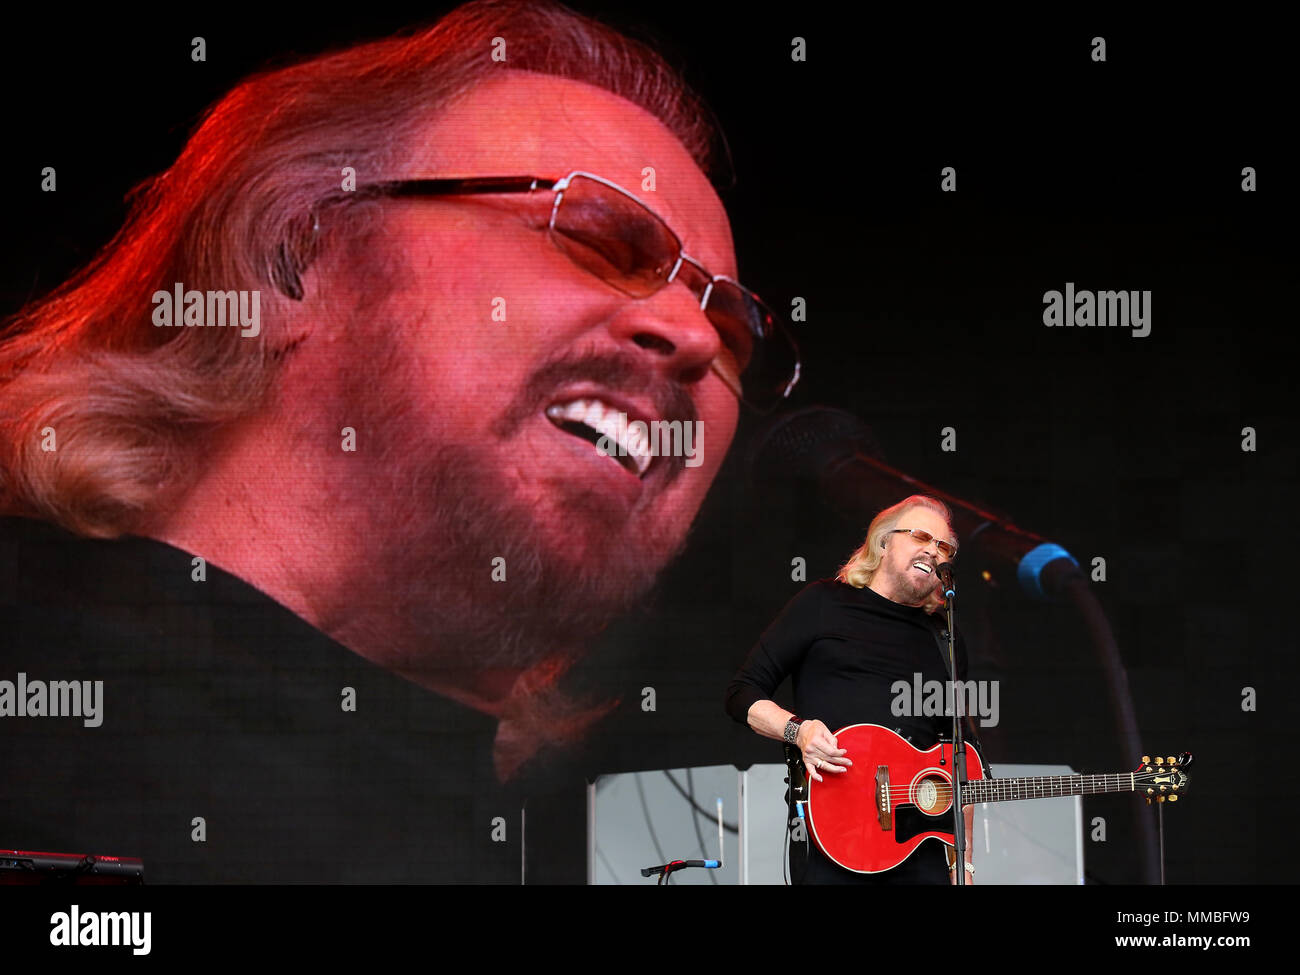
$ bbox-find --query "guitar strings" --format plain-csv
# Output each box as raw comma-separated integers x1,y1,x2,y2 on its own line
880,780,1137,794
871,777,1165,801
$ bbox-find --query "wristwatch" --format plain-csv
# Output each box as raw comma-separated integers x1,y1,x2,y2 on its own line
783,717,803,746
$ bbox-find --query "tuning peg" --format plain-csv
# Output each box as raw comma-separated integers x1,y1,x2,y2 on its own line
1154,756,1164,765
1144,796,1152,805
1146,787,1154,795
1159,785,1167,792
1166,756,1176,765
1157,795,1165,803
1168,795,1178,802
1141,755,1150,764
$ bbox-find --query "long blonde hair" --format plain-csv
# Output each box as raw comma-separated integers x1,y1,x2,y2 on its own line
0,0,723,538
836,495,955,613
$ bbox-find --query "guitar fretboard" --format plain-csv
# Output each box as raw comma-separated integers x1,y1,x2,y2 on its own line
963,773,1133,804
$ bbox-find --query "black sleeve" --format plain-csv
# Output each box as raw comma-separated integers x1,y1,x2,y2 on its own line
723,582,826,725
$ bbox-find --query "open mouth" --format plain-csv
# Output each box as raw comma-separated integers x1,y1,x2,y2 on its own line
911,561,934,575
544,398,653,478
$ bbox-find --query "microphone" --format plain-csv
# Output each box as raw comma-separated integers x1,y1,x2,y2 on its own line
935,562,955,599
748,406,1083,599
639,859,720,878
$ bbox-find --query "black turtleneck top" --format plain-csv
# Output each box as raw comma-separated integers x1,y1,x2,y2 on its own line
725,578,969,747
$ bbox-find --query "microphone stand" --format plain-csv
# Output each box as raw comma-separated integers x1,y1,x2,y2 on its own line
940,566,968,886
640,859,720,885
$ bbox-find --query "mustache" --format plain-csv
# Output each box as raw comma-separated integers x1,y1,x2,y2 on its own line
490,349,698,439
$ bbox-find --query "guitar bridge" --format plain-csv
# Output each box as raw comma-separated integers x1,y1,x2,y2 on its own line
876,765,892,830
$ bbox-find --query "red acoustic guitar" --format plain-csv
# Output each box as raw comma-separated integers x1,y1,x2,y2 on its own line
804,724,1191,873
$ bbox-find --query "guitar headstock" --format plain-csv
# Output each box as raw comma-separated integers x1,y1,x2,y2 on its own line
1135,753,1192,804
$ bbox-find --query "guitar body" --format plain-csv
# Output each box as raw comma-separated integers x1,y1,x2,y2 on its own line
805,723,985,874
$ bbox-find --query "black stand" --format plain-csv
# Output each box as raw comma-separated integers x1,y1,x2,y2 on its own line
941,569,968,886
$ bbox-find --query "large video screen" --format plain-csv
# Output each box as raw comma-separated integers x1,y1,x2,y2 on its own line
0,3,1284,893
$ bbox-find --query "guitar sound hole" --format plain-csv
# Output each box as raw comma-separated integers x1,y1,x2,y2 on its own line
913,775,950,815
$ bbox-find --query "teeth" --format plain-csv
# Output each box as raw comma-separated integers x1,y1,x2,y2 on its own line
912,562,933,574
545,398,653,476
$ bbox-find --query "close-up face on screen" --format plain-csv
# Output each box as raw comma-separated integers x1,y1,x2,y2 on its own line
0,0,1286,955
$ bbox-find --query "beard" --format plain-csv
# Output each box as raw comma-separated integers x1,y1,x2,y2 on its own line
323,338,707,678
885,561,940,607
413,442,685,668
332,429,694,678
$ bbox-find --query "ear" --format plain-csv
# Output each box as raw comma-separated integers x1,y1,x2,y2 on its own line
880,538,887,549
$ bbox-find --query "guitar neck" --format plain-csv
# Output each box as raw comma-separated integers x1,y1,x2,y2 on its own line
965,772,1137,805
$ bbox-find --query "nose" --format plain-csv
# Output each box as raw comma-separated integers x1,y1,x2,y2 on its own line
605,286,725,388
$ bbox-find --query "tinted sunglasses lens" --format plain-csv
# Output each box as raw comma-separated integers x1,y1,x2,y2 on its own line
552,176,800,412
913,529,955,559
701,283,757,371
549,176,679,296
707,283,799,412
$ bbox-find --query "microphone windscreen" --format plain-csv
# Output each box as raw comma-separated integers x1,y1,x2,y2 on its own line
746,405,884,486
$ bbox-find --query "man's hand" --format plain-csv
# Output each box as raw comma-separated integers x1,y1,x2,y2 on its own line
796,719,851,782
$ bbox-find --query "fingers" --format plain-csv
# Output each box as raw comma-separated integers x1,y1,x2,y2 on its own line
810,732,851,767
805,749,850,771
813,729,844,753
803,751,850,778
802,752,820,782
800,721,852,780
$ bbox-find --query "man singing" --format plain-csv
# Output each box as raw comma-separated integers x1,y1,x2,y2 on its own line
0,0,798,881
725,495,979,884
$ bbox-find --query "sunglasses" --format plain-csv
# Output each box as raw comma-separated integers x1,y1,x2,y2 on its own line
885,528,958,560
283,171,801,413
